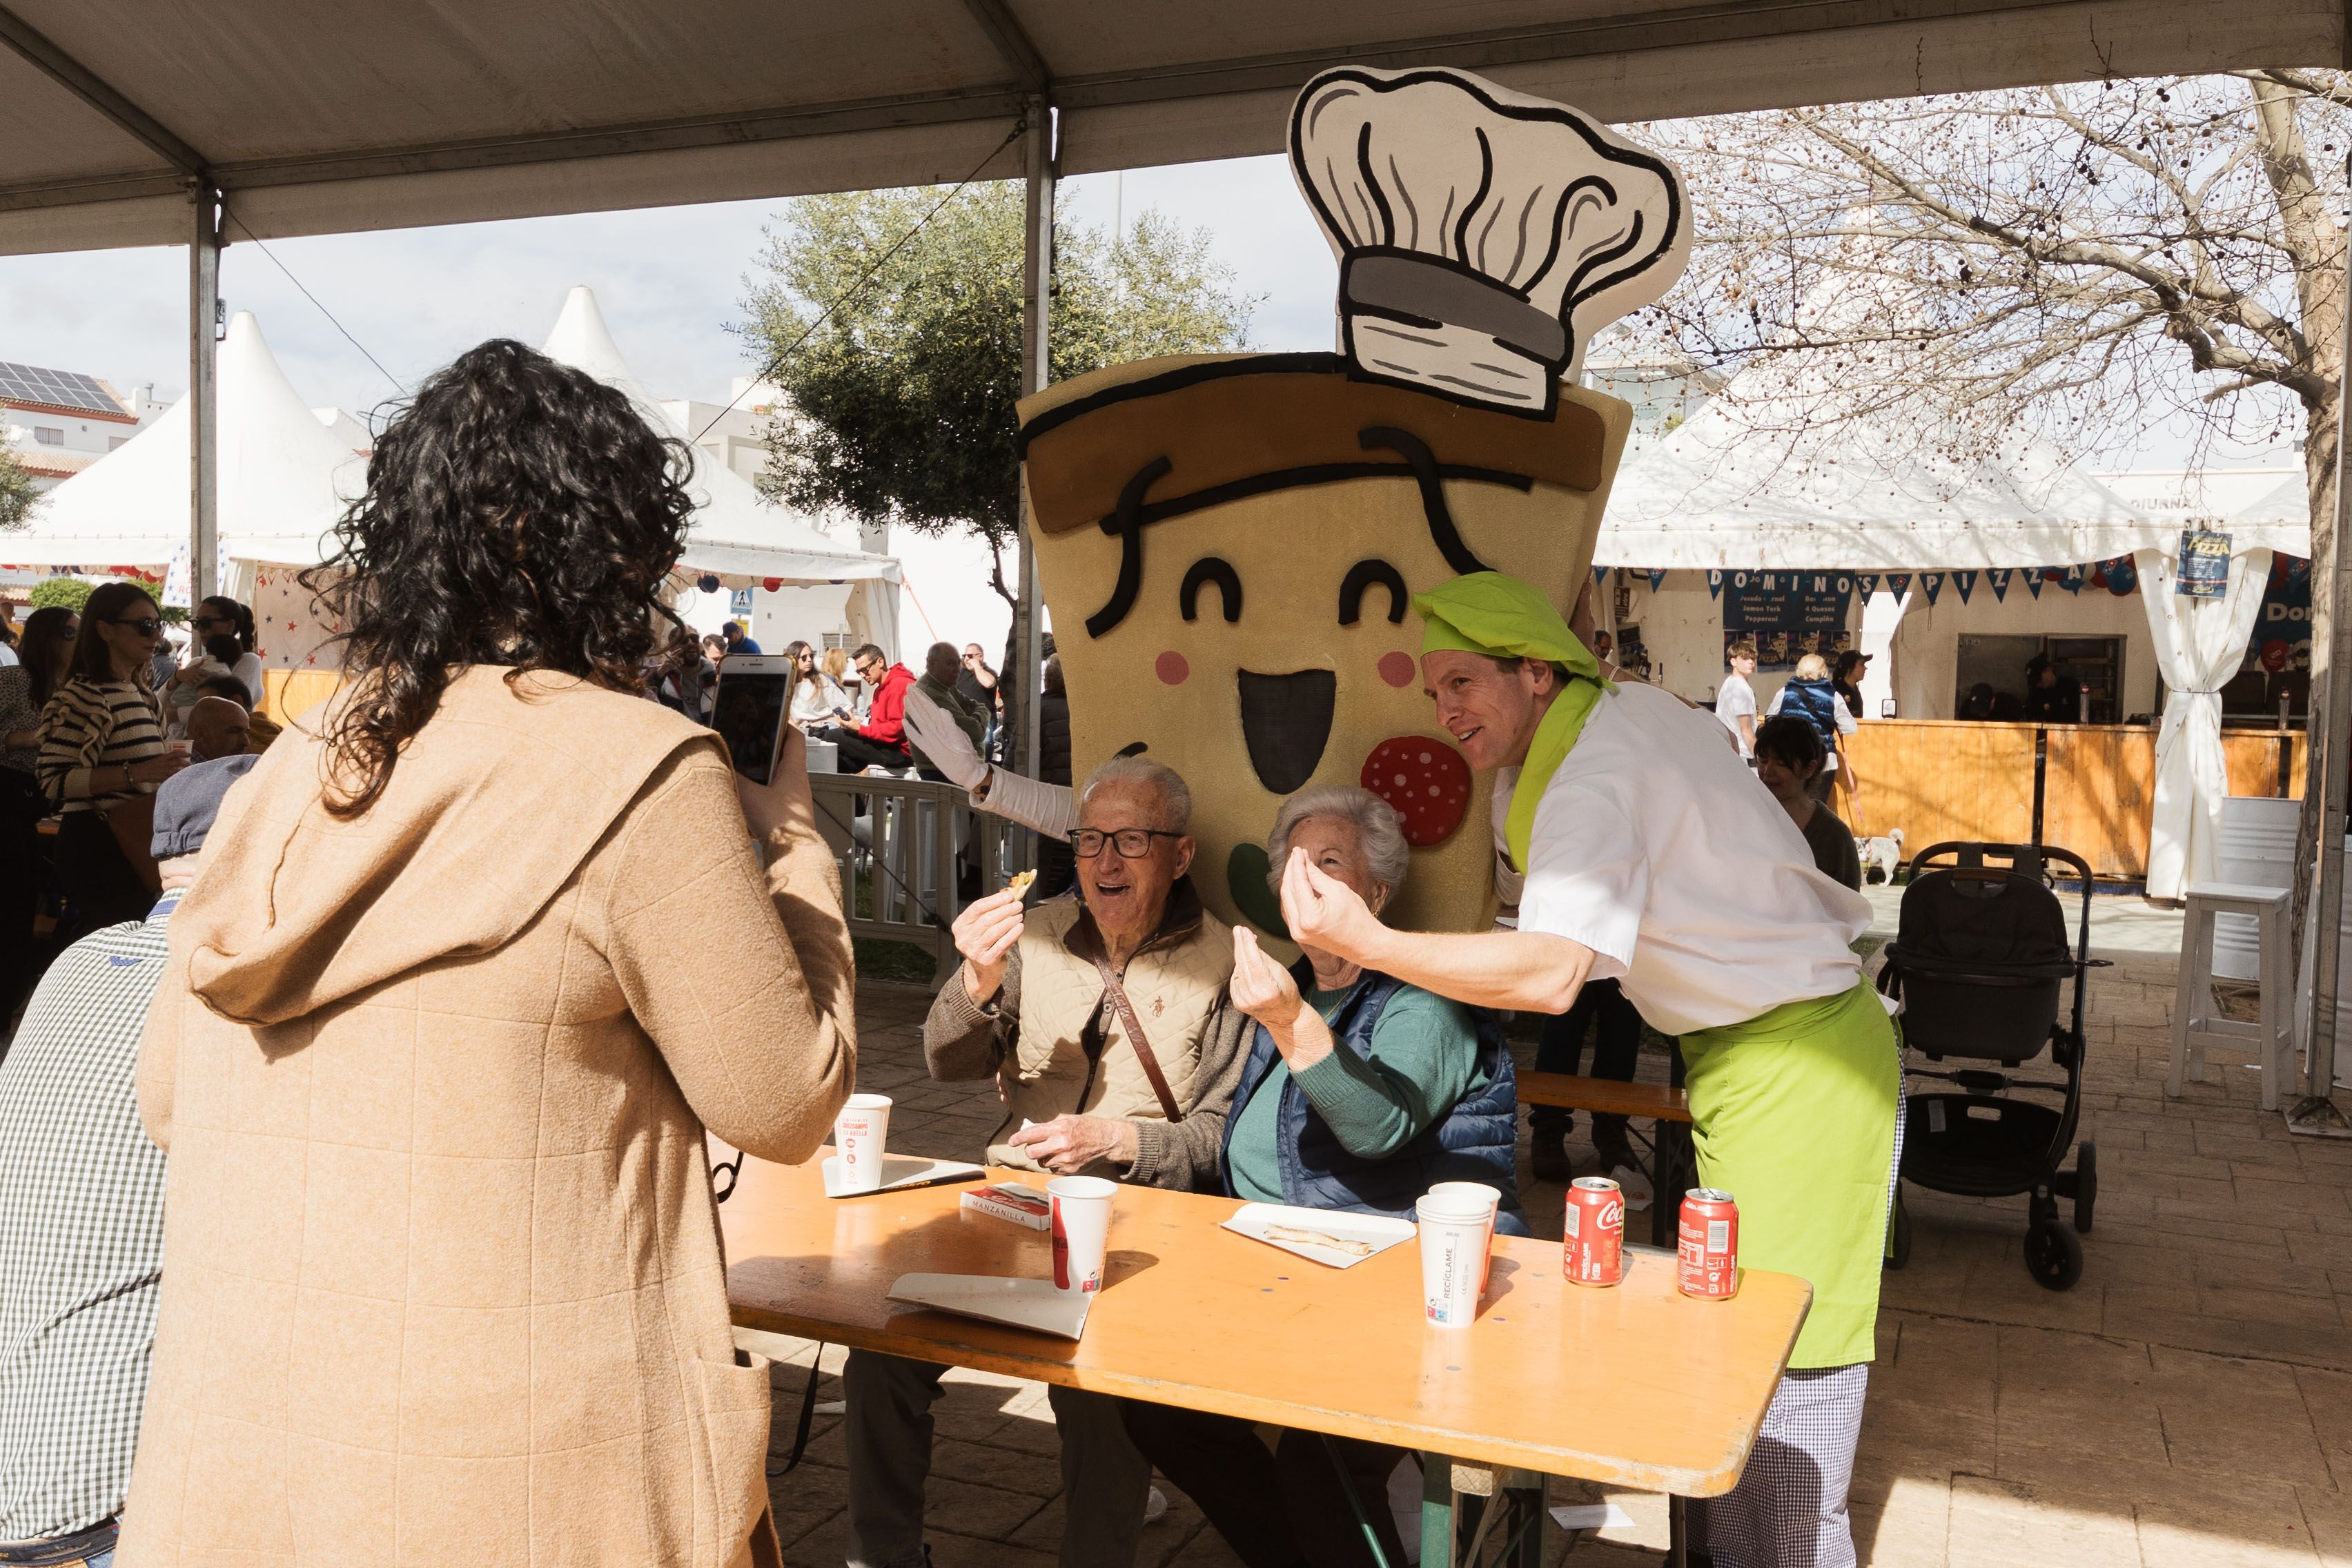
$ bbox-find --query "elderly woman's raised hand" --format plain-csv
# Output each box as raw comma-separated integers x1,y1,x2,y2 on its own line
952,885,1026,1007
1277,847,1385,968
1229,927,1304,1034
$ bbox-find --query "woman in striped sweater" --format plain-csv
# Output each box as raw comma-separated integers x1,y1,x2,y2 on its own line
36,582,188,939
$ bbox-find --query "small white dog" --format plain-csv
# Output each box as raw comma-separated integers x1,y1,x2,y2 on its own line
1856,827,1905,885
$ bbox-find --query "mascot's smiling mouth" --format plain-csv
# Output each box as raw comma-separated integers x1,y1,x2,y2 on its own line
1237,668,1336,796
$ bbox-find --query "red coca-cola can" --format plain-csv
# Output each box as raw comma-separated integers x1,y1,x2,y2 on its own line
1565,1176,1625,1286
1678,1188,1740,1300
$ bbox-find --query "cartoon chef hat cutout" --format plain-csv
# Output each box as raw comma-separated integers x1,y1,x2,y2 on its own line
1291,67,1690,417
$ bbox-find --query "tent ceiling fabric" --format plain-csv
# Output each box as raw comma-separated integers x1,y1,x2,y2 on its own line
0,0,2338,254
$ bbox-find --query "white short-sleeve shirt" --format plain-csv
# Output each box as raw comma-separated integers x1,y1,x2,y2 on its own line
1714,674,1757,755
1502,683,1872,1035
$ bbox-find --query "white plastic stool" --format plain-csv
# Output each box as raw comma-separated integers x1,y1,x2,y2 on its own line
2170,881,2296,1110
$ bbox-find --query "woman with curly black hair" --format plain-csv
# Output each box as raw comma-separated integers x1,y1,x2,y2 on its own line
124,339,856,1568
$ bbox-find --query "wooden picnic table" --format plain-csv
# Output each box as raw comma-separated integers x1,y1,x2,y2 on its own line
723,1153,1810,1565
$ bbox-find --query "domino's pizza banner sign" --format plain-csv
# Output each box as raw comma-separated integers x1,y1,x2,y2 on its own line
2251,554,2312,676
2175,529,2231,599
1718,570,1856,671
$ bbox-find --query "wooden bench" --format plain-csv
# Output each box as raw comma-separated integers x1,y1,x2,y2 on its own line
1518,1072,1694,1246
1519,1070,1690,1124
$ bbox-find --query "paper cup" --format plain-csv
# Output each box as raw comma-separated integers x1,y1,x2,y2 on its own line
833,1093,892,1193
1048,1175,1117,1296
1418,1192,1490,1329
1425,1182,1502,1295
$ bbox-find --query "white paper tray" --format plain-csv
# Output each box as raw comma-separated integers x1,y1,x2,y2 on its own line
821,1154,986,1198
1220,1202,1415,1269
886,1273,1092,1340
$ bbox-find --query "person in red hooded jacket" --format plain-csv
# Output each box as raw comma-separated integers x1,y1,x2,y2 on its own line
822,643,918,772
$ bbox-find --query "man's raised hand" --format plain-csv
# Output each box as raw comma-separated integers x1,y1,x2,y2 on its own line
1277,847,1384,966
952,886,1026,1006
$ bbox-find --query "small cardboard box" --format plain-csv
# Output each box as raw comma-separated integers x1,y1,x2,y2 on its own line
961,1182,1051,1231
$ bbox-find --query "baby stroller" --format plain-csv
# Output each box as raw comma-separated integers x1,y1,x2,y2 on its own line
1877,841,2101,1291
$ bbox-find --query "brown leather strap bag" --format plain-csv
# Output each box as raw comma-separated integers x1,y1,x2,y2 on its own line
1089,954,1184,1124
99,792,162,896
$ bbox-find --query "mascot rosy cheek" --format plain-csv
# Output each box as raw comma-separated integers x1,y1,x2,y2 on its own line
1019,66,1689,939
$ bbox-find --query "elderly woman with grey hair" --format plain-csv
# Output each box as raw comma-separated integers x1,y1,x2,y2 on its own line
1124,785,1522,1568
1222,785,1524,1226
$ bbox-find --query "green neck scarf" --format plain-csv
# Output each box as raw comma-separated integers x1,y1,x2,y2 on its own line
1413,571,1614,873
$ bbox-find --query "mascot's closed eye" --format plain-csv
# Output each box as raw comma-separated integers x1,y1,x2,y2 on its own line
1339,559,1408,625
1181,558,1243,623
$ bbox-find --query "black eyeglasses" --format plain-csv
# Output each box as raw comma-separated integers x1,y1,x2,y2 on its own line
1072,827,1183,860
108,616,164,636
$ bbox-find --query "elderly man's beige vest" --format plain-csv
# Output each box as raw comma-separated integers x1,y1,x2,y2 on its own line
989,890,1233,1173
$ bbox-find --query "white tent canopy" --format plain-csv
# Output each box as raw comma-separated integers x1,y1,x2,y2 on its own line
5,1,2326,257
0,310,363,571
4,292,905,655
537,284,901,655
1596,413,2177,571
2097,467,2313,537
1592,253,2312,571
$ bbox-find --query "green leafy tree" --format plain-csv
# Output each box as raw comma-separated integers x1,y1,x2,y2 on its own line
0,444,38,532
26,575,91,613
741,184,1258,611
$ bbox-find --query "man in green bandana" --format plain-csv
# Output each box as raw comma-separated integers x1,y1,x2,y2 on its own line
1276,570,1901,1568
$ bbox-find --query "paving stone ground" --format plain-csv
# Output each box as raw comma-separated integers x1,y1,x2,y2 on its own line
745,898,2352,1566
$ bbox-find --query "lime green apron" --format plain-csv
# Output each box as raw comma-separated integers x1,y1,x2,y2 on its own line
1679,980,1901,1369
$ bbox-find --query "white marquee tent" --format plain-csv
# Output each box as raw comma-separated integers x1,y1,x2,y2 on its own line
537,284,901,655
0,310,364,578
1587,264,2315,901
4,293,903,661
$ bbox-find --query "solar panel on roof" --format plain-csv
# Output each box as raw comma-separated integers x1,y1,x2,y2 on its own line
0,360,121,417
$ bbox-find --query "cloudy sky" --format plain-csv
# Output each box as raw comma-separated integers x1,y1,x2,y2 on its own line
0,155,1346,652
0,156,1335,420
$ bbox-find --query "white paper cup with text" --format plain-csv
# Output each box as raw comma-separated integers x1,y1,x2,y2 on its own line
1418,1191,1491,1329
833,1094,892,1193
1424,1182,1502,1295
1048,1175,1117,1296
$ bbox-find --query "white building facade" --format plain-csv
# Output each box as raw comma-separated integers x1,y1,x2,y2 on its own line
1,360,166,492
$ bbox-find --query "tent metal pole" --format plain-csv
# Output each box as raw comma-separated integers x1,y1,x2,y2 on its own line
189,179,221,606
2287,159,2352,1139
1010,97,1054,805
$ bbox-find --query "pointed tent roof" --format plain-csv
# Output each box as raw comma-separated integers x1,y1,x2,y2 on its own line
538,285,898,587
1,311,364,569
1591,237,2308,569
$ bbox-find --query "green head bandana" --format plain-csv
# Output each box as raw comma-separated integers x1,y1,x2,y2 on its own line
1411,571,1612,873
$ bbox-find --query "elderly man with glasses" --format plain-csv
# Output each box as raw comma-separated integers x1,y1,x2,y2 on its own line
842,754,1248,1568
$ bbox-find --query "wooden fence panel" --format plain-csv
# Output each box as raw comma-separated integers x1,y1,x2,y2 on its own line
1845,720,2309,881
2043,725,2155,878
2221,730,2307,801
1844,721,2035,852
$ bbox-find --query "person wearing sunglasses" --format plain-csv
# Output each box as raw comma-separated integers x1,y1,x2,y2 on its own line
188,594,264,707
814,643,919,772
33,581,189,940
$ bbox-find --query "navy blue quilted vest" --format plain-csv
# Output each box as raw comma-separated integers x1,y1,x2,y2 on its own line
1219,965,1527,1233
1778,676,1843,749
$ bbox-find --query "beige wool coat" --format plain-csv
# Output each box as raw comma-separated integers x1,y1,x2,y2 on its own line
119,667,856,1568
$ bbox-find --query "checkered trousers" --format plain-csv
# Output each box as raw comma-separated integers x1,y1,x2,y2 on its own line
1698,1362,1871,1568
0,901,175,1540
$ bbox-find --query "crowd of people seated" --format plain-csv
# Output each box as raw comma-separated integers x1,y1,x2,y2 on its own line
0,335,1890,1568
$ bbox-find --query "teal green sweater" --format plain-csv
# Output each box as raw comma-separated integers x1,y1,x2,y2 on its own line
1227,978,1482,1204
